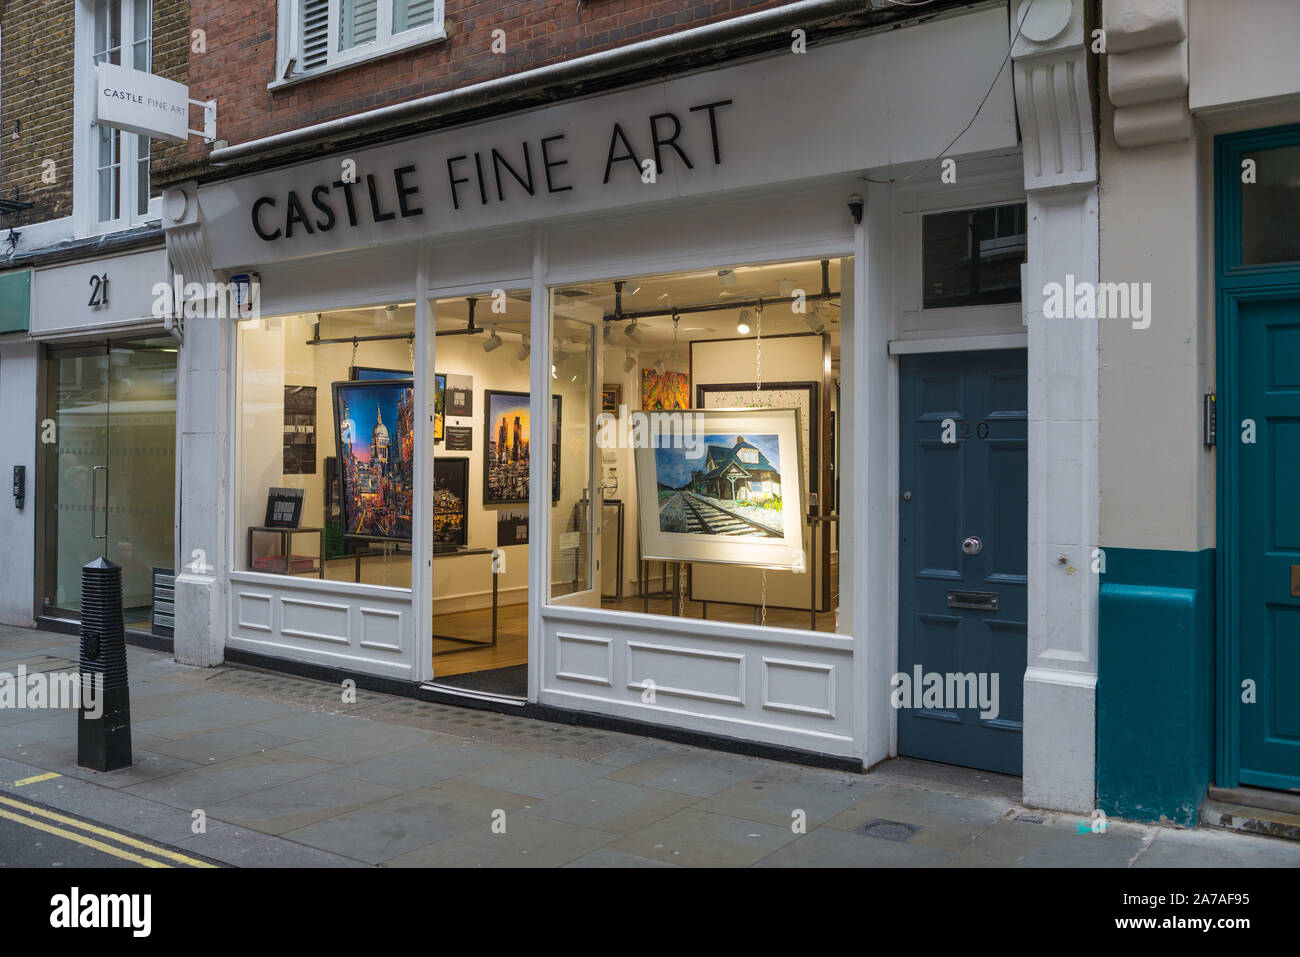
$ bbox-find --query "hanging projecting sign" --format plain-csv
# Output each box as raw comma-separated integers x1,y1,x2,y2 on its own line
94,61,189,143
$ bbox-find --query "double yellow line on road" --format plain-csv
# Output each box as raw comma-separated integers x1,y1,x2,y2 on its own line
0,789,217,868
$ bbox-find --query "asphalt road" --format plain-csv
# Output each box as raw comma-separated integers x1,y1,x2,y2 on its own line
0,794,215,868
0,810,140,867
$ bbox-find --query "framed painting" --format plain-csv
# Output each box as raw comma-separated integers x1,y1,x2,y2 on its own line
349,366,411,380
633,407,806,569
641,369,689,410
434,372,446,442
333,378,415,542
433,457,469,549
695,380,819,494
484,390,561,504
601,384,622,413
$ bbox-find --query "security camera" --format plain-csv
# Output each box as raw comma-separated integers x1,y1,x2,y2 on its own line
847,193,863,226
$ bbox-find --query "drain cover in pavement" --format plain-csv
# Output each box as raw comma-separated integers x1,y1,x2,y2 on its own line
860,818,920,841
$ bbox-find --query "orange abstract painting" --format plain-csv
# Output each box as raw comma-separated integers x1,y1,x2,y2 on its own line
641,369,690,410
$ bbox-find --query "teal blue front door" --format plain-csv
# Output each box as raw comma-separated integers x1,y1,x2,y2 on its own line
898,350,1027,775
1232,296,1300,791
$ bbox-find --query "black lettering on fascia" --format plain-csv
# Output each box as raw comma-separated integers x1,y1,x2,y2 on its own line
688,99,733,166
393,165,423,218
491,145,534,202
311,185,336,231
649,112,693,176
366,173,396,222
447,155,470,210
540,134,572,193
284,190,314,237
252,196,281,241
603,122,640,184
332,180,359,226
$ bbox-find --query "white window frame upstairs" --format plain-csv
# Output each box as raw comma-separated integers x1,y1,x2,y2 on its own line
273,0,446,89
74,0,162,236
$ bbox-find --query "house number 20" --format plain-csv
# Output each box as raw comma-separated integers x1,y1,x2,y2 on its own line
959,420,990,439
88,273,109,308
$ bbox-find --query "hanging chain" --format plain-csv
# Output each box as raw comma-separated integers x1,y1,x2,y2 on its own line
407,334,415,369
351,336,359,369
755,299,767,627
672,312,688,604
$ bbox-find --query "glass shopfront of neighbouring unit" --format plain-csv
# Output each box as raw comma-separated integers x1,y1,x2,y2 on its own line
39,335,178,637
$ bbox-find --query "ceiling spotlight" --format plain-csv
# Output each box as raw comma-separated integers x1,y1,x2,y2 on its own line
384,303,399,317
483,327,503,352
603,323,615,343
625,319,644,344
736,308,753,336
718,269,737,287
803,303,826,334
654,355,666,376
623,349,636,373
778,279,796,298
516,337,530,361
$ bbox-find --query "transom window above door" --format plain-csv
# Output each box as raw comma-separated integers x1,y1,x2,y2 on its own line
276,0,446,83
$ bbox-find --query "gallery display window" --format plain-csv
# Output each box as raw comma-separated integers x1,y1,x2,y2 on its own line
235,304,417,589
546,256,847,634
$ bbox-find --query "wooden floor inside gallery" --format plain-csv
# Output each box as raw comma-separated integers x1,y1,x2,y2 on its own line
430,591,838,679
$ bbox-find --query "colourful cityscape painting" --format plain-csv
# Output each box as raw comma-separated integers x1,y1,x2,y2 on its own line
484,391,561,504
333,378,415,542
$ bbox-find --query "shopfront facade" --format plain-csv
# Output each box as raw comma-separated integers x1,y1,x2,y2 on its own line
28,244,181,645
1096,0,1300,825
168,2,1101,808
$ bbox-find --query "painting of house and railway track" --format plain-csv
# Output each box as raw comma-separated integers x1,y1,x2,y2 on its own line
656,435,784,538
635,407,806,569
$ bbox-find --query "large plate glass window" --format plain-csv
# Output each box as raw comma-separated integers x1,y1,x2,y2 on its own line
235,305,417,588
546,257,847,633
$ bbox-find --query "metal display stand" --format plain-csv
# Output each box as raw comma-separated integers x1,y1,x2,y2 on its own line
247,526,325,578
429,546,500,656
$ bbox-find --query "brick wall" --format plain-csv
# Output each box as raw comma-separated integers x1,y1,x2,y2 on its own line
0,0,75,227
0,0,188,231
175,0,794,169
152,0,192,187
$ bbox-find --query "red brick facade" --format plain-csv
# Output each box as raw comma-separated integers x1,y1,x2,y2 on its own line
179,0,794,163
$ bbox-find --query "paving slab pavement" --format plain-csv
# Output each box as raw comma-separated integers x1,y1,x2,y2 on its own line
0,624,1297,868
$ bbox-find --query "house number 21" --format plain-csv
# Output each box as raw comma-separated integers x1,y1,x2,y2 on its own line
88,273,109,308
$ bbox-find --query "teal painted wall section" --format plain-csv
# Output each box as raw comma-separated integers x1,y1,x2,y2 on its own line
1098,548,1215,827
0,271,31,333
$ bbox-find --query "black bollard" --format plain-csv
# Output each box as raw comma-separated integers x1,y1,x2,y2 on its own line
77,557,132,771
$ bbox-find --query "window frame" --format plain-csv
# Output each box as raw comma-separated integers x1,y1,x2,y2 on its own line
79,0,157,234
272,0,447,89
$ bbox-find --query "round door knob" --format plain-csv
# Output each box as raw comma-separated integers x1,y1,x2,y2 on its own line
962,536,983,555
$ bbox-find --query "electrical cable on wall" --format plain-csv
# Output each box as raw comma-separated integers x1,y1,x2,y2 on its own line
861,0,1037,186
